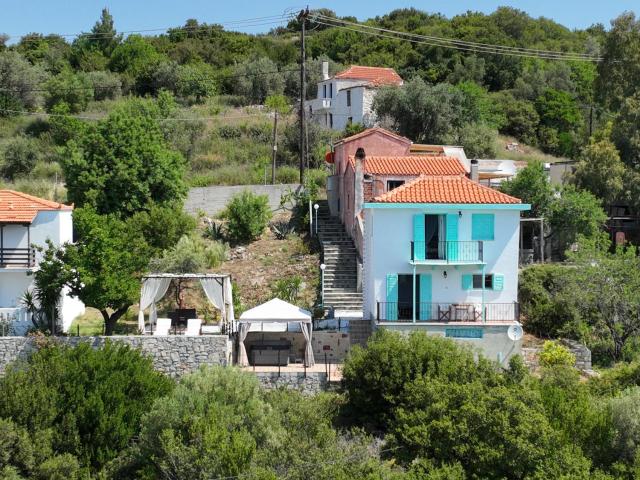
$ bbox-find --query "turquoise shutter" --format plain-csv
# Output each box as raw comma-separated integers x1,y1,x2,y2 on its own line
419,274,432,320
446,214,459,261
413,214,425,261
493,274,504,291
386,274,398,320
472,214,495,241
462,274,472,290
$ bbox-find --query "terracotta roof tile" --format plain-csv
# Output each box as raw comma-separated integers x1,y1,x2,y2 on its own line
349,155,466,176
333,66,403,86
373,175,522,204
0,190,72,223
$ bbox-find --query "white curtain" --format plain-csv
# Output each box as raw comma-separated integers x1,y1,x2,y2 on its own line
224,277,235,322
200,278,224,315
138,278,171,333
300,322,315,367
237,322,250,366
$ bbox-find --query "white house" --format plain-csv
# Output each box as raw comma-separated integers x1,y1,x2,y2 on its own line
361,175,530,365
0,190,84,335
306,64,403,131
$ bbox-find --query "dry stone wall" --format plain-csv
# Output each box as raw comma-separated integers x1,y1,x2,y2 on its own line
0,335,232,377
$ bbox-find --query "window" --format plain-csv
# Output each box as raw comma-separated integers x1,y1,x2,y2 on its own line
472,274,493,289
346,90,351,106
323,84,327,98
347,117,353,126
472,214,495,241
330,83,333,98
329,113,333,128
387,180,405,191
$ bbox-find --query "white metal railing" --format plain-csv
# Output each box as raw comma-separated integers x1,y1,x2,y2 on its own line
0,308,32,336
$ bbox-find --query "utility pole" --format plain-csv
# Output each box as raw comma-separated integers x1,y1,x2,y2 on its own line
271,110,279,184
298,7,309,184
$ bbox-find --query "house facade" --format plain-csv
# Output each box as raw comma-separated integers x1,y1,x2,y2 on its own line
361,175,530,365
306,64,403,131
0,190,85,335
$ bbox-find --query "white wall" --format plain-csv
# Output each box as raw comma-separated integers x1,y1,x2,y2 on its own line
0,271,33,307
308,79,378,131
363,207,521,321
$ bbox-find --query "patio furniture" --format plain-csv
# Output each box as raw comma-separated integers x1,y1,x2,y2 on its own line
201,324,222,335
184,318,202,336
438,304,452,322
153,318,172,336
250,341,291,366
452,304,474,321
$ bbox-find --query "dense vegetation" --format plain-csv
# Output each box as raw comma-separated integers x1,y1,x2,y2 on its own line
2,333,640,478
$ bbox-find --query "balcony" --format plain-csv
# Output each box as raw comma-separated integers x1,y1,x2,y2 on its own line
376,302,518,323
309,98,332,111
410,241,483,264
0,248,36,268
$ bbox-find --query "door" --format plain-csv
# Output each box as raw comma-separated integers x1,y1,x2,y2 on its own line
446,214,459,261
419,274,432,320
398,274,420,320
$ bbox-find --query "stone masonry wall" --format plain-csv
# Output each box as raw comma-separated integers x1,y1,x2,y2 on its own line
255,372,329,394
0,335,232,377
522,338,592,373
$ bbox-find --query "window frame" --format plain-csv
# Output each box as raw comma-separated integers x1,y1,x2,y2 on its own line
387,180,405,191
346,89,351,107
472,274,494,289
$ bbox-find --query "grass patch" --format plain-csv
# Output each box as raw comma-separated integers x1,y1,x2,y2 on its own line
495,135,569,164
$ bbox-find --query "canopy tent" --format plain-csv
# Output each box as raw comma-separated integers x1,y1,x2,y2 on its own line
237,298,315,367
138,273,234,334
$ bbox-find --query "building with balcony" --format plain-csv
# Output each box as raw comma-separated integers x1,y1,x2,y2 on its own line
361,175,530,365
0,190,84,335
306,63,403,131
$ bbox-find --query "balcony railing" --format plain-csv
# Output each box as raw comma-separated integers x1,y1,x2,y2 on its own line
0,248,36,268
377,302,518,323
411,241,483,263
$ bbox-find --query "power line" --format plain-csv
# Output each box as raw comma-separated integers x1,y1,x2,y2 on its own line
310,14,602,62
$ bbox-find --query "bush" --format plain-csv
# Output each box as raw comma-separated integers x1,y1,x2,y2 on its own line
217,124,242,139
44,70,93,113
0,342,173,472
1,136,40,180
275,165,299,183
149,234,227,272
539,341,576,368
86,70,122,101
609,387,640,464
271,276,302,302
221,190,271,243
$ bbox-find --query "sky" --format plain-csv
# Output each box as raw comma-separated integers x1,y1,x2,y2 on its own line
0,0,637,42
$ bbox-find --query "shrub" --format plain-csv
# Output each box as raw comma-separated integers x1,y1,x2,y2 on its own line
275,165,299,184
149,234,227,272
86,70,122,101
1,136,40,180
271,276,302,302
217,124,242,139
270,218,295,239
44,70,93,113
609,387,640,464
539,341,576,368
0,342,173,472
221,190,271,243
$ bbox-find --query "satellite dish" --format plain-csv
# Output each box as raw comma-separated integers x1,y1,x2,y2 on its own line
507,323,524,341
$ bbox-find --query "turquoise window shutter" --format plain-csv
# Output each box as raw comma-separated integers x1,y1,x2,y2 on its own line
446,214,459,261
472,214,495,241
419,274,432,320
493,274,504,291
413,214,425,261
461,274,472,290
386,274,398,320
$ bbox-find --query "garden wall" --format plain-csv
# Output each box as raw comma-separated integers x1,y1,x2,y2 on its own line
254,372,330,394
185,184,300,216
0,335,232,377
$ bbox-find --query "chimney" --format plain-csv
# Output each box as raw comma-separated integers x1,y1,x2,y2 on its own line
322,61,329,81
470,159,479,182
354,147,365,217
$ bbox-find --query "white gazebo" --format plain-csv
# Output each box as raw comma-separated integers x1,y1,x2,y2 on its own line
237,298,315,367
138,273,234,333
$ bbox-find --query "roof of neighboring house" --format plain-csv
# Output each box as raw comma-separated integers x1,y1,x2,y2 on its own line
0,190,72,224
334,127,411,146
348,155,467,176
333,66,403,86
372,175,522,204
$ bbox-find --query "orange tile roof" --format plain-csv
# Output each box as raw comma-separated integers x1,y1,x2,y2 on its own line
335,127,411,146
0,190,72,224
349,155,466,176
333,66,403,86
373,175,522,204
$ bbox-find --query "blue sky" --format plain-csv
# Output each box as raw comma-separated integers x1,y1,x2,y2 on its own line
1,0,637,42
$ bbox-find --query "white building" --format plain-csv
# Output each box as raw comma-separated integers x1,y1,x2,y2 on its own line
361,175,530,365
0,190,84,335
306,64,403,131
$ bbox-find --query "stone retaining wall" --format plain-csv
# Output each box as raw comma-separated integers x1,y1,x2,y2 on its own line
185,184,300,216
0,335,232,377
255,372,330,394
522,339,592,373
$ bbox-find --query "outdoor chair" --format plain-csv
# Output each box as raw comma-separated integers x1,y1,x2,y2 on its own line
184,318,202,336
201,324,221,335
153,318,172,336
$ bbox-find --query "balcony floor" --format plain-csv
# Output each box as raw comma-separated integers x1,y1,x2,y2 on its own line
409,259,486,266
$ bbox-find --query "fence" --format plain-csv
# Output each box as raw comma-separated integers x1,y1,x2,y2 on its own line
411,241,483,263
377,302,518,323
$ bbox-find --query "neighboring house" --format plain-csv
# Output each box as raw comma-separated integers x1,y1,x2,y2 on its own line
306,64,403,131
0,190,84,335
361,175,530,365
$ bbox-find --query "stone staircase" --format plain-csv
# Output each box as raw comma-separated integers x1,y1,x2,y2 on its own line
316,201,363,313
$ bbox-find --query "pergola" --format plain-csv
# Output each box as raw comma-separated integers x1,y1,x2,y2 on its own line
237,298,315,367
138,273,234,333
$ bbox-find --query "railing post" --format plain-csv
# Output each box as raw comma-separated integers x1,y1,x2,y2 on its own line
377,302,380,321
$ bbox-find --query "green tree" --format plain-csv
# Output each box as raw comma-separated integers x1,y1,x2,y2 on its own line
222,190,271,243
89,8,120,56
85,70,122,101
0,135,40,180
233,57,284,104
176,62,217,103
0,342,173,473
44,69,93,113
0,51,48,116
572,124,626,204
535,88,582,133
612,92,640,168
109,34,162,81
493,92,540,145
61,99,187,217
500,160,554,218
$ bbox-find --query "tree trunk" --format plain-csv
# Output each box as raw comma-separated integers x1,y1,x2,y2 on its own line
101,306,131,336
